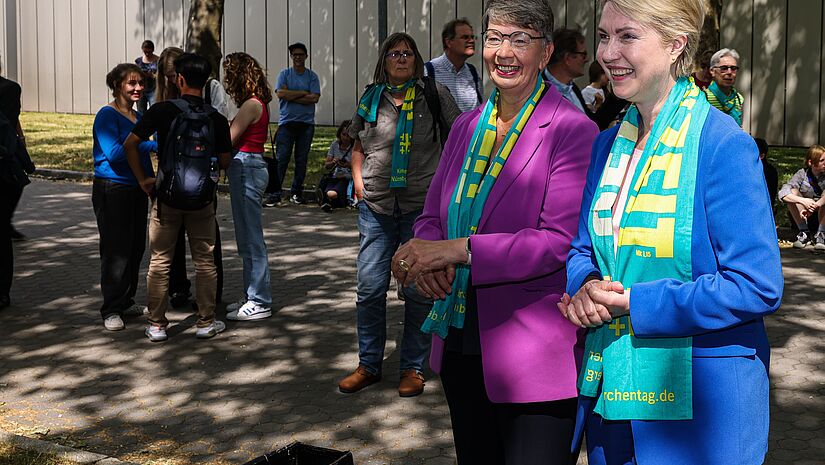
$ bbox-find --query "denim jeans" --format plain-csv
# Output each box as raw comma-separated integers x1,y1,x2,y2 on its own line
274,122,314,196
91,178,148,319
356,202,432,375
228,152,272,306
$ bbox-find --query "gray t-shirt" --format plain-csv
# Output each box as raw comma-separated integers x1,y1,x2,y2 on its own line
779,168,825,201
349,79,460,215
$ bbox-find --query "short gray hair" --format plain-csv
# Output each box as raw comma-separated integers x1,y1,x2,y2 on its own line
710,48,739,68
482,0,555,42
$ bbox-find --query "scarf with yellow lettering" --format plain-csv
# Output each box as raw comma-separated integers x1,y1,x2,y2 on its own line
579,77,710,420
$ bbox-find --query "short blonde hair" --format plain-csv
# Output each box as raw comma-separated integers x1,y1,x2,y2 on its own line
601,0,704,77
805,145,825,167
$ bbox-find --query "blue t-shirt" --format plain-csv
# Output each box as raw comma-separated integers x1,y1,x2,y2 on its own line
276,67,320,125
92,105,157,185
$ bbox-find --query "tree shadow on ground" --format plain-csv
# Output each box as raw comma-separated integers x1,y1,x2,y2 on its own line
0,180,454,465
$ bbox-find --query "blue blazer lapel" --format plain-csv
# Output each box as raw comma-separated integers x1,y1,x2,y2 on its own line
477,85,564,231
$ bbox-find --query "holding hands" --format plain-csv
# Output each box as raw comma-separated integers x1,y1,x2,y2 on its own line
391,238,468,300
557,278,630,328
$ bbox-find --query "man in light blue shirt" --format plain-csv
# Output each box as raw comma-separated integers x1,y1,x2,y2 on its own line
265,42,321,205
543,28,588,114
424,18,483,113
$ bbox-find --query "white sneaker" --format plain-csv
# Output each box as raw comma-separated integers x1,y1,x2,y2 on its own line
226,300,272,321
225,297,247,312
815,232,825,251
123,303,148,317
145,325,168,342
103,314,125,331
196,320,226,339
793,231,812,248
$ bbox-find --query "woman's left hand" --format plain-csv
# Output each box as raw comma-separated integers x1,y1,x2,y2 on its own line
557,280,630,327
392,238,468,286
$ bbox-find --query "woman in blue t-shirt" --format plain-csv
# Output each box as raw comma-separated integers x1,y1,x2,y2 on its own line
91,63,157,331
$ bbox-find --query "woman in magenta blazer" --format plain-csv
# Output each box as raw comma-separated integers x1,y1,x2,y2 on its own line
390,1,597,462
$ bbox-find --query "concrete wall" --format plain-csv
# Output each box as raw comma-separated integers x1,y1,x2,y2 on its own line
0,0,821,145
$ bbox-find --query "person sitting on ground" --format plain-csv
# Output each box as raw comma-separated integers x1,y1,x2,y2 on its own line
582,61,608,113
754,137,778,206
703,48,744,126
779,144,825,250
319,120,353,212
125,53,232,342
221,52,274,321
92,63,157,331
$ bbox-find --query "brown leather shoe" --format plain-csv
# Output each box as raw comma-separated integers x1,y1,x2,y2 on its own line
338,366,381,393
398,369,425,397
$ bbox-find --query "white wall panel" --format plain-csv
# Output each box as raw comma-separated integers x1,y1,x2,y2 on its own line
751,0,786,144
163,0,184,48
266,0,287,122
785,0,821,146
430,0,454,62
19,0,37,110
721,0,753,134
405,0,429,59
288,0,310,62
223,0,244,53
0,0,6,74
106,0,127,71
125,0,145,64
70,0,91,114
387,0,404,37
144,0,165,51
36,0,55,112
244,0,266,63
54,0,73,113
88,0,109,110
333,0,358,123
457,0,485,99
311,0,334,125
357,0,379,93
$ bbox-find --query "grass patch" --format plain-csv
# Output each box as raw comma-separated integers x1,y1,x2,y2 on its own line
20,111,337,189
0,443,79,465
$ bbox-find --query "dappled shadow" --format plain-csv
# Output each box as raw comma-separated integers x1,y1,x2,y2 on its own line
0,180,455,464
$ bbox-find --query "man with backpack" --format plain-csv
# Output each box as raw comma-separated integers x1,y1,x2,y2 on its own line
125,53,232,342
424,18,483,113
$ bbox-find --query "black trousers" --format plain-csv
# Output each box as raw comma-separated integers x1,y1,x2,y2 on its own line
91,178,148,318
440,350,578,465
0,183,22,296
168,199,223,302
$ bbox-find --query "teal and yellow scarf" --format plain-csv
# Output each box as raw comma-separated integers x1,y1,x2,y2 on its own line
705,81,742,126
357,79,417,188
579,77,710,420
421,78,546,338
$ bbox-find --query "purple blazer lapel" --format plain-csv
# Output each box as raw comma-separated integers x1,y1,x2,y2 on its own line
478,85,564,231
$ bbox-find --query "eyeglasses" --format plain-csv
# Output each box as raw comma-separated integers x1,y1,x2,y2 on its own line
714,65,739,72
483,29,545,49
386,51,415,60
291,53,307,58
569,51,588,59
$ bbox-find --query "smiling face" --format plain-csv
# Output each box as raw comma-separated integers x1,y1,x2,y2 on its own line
385,40,416,85
291,49,307,69
711,55,738,93
596,2,685,110
483,21,552,100
118,72,144,102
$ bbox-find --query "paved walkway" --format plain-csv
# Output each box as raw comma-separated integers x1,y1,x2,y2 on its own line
0,179,823,464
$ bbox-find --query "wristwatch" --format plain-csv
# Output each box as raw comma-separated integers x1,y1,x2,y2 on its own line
465,237,472,265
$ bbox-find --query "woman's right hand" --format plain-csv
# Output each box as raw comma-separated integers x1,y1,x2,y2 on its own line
415,266,456,300
353,179,365,200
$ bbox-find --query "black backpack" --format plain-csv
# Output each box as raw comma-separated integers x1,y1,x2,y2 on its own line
156,99,219,210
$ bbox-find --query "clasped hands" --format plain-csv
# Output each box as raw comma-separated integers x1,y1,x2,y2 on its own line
557,278,631,328
391,238,467,300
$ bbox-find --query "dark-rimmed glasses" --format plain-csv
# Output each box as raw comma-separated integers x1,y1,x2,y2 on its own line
483,29,545,49
714,65,739,72
386,51,415,60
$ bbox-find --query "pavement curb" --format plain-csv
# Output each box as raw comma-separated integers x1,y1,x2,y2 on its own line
31,169,319,201
0,428,140,464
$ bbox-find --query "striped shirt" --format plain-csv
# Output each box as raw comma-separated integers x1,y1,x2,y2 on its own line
425,53,482,113
703,86,744,125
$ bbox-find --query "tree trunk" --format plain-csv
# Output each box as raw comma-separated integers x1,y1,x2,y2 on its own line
185,0,225,78
698,0,722,62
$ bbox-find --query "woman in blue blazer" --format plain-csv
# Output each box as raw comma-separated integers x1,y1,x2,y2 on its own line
559,1,783,464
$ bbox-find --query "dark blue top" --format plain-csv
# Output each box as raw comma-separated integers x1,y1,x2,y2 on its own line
92,105,157,185
566,108,783,363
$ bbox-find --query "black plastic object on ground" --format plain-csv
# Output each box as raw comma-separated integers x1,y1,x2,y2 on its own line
243,442,355,465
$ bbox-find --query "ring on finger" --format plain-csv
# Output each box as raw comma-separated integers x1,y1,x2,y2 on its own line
398,259,410,272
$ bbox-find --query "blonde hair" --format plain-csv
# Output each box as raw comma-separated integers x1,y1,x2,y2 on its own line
156,47,183,102
601,0,704,77
805,145,825,167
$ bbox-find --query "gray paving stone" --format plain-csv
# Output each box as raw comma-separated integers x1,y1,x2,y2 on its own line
0,179,823,464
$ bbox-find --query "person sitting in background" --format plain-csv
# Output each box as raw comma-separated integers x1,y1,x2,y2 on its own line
754,137,778,206
704,48,744,126
221,52,274,321
690,49,714,90
92,63,157,331
319,120,353,212
779,144,825,250
582,61,608,112
135,40,159,113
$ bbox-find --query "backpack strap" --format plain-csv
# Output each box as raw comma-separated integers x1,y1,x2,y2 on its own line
466,62,483,104
205,79,213,105
422,76,447,146
424,61,435,78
